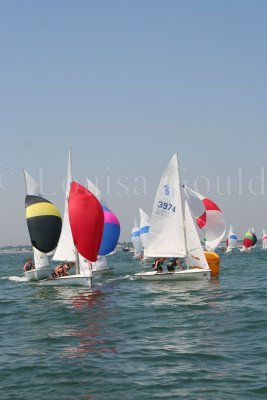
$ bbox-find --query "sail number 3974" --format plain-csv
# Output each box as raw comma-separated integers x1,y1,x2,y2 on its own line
158,201,176,212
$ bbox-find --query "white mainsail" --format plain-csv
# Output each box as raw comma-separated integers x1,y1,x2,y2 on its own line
53,149,76,262
139,208,150,250
23,169,49,270
86,178,102,202
92,256,108,272
144,154,186,258
184,201,209,269
226,225,237,250
33,248,50,269
78,254,93,277
23,169,39,197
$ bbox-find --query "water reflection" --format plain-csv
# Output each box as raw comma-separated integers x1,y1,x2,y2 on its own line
49,288,117,358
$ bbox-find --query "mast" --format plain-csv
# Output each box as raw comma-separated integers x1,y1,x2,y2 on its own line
176,154,189,269
75,247,79,275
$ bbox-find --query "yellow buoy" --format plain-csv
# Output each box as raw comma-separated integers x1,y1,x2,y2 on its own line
204,251,220,277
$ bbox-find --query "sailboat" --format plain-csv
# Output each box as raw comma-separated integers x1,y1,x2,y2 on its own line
40,150,104,287
23,170,56,281
262,229,267,250
86,178,120,274
135,154,212,281
225,225,237,253
240,228,254,252
131,218,143,258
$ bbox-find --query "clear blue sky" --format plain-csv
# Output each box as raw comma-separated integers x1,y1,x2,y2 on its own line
0,0,266,245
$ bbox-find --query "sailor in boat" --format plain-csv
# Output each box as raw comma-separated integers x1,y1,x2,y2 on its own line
177,258,185,269
152,257,165,273
51,262,75,278
23,257,35,272
167,258,177,273
166,257,185,273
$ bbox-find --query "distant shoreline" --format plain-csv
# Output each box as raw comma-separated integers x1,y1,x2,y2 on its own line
0,250,33,254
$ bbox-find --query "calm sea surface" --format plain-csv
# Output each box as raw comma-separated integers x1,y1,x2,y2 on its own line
0,250,266,400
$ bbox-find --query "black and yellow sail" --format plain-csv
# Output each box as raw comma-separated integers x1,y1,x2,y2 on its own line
25,195,62,253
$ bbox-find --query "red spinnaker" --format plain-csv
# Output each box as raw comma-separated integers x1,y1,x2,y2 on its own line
68,181,104,262
243,238,254,248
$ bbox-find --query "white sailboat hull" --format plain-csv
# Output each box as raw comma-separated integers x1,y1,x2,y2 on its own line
240,246,251,253
135,268,211,281
24,266,52,281
38,274,93,287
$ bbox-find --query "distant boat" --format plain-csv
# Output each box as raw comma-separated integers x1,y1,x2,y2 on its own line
122,246,130,252
135,154,212,281
225,225,237,253
23,170,59,281
240,228,254,252
262,229,267,250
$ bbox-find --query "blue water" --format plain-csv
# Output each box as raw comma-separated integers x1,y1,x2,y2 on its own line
0,250,266,400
